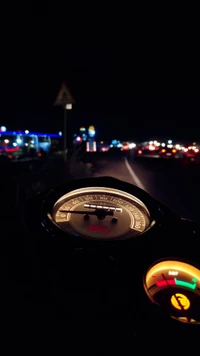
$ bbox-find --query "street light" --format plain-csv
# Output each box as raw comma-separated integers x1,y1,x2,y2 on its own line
66,103,72,110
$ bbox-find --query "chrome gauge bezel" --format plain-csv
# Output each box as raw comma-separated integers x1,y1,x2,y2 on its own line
40,177,163,242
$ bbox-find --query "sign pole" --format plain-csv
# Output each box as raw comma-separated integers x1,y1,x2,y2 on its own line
54,82,75,159
63,106,67,153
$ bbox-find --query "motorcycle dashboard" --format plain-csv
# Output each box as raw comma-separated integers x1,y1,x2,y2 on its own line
5,176,200,337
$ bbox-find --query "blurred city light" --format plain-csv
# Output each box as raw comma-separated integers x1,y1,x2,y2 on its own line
129,143,136,149
88,125,96,137
80,127,86,132
76,136,82,142
0,126,6,132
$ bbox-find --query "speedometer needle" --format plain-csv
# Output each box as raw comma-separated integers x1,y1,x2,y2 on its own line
59,209,114,220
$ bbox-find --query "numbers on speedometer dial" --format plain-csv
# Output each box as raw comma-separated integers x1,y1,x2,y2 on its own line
51,187,150,240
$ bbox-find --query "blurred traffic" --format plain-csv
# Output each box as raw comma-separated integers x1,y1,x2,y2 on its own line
1,124,200,164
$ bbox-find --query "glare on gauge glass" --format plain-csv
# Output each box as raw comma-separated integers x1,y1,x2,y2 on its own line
50,187,151,240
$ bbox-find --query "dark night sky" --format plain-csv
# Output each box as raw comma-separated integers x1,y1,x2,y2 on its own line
1,14,200,142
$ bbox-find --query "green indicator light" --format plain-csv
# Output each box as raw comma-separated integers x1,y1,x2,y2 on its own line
175,278,196,290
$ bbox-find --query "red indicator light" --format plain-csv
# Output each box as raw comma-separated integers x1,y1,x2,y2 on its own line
87,224,111,234
156,279,175,287
138,150,142,154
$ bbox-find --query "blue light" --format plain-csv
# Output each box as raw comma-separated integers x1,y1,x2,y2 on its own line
0,131,60,138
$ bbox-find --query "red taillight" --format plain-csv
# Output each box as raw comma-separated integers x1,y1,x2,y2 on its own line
38,153,42,157
138,150,142,154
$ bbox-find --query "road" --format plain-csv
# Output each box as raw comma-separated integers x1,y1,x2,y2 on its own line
91,152,200,221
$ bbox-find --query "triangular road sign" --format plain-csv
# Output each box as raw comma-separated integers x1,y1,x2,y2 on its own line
54,82,75,106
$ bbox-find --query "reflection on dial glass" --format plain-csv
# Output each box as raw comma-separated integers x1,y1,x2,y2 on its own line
50,187,150,240
144,260,200,324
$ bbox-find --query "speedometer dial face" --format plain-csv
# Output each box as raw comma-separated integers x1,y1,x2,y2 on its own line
144,260,200,324
50,187,150,240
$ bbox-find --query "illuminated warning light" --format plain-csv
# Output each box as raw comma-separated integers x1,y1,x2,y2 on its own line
87,224,111,234
175,278,196,290
161,149,166,153
171,293,190,310
138,150,142,155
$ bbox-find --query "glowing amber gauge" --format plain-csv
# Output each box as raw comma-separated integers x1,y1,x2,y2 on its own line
144,260,200,324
